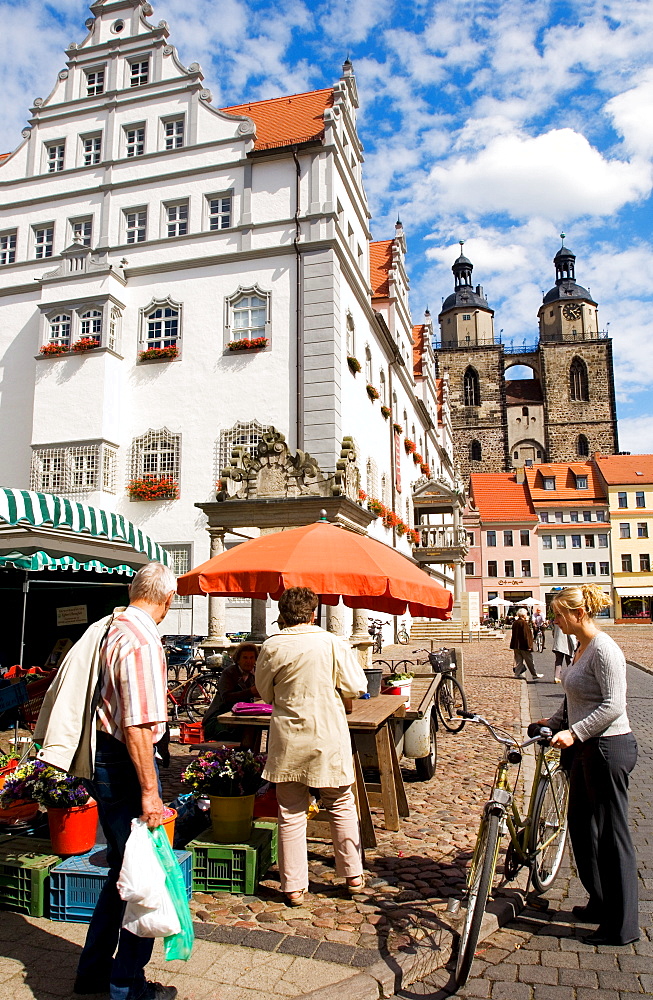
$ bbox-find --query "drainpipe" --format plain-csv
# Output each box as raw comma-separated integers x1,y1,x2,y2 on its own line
293,148,303,450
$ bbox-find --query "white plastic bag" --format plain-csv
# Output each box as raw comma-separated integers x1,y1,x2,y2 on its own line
117,818,181,938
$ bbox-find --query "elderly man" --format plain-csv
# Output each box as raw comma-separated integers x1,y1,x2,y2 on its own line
510,607,543,680
74,562,178,1000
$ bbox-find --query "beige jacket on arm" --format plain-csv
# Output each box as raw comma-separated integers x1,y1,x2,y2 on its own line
255,624,368,787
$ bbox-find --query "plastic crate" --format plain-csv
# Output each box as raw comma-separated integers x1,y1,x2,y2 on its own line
0,680,28,713
178,722,204,745
49,845,192,923
189,827,273,895
252,818,278,864
0,837,61,916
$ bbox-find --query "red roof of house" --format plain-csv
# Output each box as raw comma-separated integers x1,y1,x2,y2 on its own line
220,88,333,151
594,454,653,485
524,462,606,505
470,473,538,523
412,324,425,377
369,240,393,298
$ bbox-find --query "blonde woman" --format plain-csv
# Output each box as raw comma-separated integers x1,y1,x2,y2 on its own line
543,584,638,946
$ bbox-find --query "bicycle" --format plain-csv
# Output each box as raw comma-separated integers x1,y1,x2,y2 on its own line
533,622,548,654
413,648,468,733
368,619,390,655
455,713,570,988
397,620,410,644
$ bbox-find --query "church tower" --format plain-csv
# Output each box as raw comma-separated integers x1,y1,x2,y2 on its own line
434,239,618,480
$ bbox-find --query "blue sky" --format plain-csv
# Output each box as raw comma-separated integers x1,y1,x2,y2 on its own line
1,0,652,450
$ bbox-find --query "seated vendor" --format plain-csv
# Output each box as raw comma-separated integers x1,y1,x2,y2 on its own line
202,642,260,745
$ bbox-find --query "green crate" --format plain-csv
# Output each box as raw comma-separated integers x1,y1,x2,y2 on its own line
189,827,272,895
252,818,278,864
0,838,61,916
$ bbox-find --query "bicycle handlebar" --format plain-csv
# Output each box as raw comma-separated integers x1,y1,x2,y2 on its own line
456,710,552,749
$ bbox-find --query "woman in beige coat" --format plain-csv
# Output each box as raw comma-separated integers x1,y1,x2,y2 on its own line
255,587,369,905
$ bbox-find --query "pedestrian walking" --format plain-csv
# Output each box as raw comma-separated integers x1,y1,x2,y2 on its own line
543,584,639,946
510,608,543,679
255,587,368,906
552,622,576,683
74,562,179,1000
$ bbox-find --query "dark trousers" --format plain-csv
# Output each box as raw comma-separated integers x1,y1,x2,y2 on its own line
77,733,159,1000
566,733,639,942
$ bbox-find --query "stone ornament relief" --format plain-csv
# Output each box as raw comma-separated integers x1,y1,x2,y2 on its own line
219,429,330,500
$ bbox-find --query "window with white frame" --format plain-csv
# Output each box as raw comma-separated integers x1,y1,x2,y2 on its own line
80,309,103,344
31,442,117,494
125,125,145,157
142,300,181,352
48,314,72,347
130,428,180,484
165,202,188,238
71,217,92,247
163,544,192,607
0,231,16,265
130,59,149,87
124,208,147,244
34,225,54,259
226,287,270,344
365,346,372,382
208,194,232,230
108,306,121,353
381,473,391,509
46,142,65,173
346,313,355,355
85,68,105,97
163,118,184,150
217,420,272,476
82,134,102,166
366,457,378,498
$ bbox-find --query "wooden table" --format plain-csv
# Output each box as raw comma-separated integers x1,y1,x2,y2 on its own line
215,695,408,849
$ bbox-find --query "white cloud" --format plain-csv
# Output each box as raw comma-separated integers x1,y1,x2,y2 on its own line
616,416,653,456
606,70,653,159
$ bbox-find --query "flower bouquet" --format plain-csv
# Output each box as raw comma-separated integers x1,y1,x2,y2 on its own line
0,759,90,809
71,337,99,353
182,748,267,842
40,343,68,356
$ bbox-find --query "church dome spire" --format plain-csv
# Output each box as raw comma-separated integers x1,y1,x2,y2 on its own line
542,234,596,306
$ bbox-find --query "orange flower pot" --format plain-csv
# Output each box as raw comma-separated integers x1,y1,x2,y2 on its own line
47,798,98,855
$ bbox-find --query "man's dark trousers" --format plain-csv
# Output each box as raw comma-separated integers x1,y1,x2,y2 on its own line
77,732,159,1000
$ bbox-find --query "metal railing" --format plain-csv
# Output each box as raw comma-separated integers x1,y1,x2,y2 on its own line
417,527,469,549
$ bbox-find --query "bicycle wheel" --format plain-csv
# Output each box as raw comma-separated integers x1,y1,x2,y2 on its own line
415,710,437,780
436,675,467,733
529,767,570,892
397,629,410,645
456,811,501,988
184,673,220,722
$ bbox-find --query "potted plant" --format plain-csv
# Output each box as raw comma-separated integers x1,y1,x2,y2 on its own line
413,452,423,465
0,760,97,853
128,476,179,501
384,670,414,707
380,405,391,420
396,521,408,537
366,384,379,401
226,337,268,352
420,462,431,477
404,439,416,455
347,355,361,374
407,528,420,545
39,343,68,357
181,747,266,843
392,422,403,435
71,337,99,353
358,489,367,503
367,497,386,517
138,345,179,362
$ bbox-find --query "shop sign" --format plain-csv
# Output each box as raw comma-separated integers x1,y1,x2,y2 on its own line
498,579,524,586
56,604,88,627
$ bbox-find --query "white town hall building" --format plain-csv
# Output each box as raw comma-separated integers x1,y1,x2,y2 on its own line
0,0,462,636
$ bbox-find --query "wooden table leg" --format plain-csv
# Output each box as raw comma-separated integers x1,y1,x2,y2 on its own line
374,722,400,832
352,738,376,849
388,727,409,819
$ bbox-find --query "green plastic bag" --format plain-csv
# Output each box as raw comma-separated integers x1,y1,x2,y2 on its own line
149,826,194,961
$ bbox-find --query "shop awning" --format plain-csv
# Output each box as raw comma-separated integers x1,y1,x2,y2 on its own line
0,488,169,576
615,587,653,597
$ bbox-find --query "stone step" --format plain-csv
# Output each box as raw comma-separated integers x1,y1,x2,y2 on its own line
410,621,503,642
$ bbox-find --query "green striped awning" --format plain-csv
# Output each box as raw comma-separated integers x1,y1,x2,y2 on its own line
0,489,169,574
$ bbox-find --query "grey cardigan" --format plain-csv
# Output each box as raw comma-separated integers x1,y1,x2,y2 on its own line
548,631,631,742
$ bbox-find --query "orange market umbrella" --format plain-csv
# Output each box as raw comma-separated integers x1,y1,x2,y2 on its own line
177,519,452,619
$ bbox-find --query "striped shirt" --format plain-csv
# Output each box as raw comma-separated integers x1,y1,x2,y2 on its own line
97,606,167,743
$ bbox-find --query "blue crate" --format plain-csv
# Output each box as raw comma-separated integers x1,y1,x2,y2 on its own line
0,680,28,712
49,845,192,923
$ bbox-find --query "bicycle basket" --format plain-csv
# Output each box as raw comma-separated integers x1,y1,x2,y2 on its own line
428,649,452,673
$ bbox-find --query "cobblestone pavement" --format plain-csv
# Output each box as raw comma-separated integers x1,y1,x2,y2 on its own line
388,641,653,998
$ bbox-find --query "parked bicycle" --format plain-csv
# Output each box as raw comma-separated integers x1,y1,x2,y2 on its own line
397,620,410,644
455,713,570,988
368,619,390,654
412,648,468,733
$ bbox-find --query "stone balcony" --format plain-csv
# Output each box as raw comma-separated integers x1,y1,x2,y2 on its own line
413,526,469,565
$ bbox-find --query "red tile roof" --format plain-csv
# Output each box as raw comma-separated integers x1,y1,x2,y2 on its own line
412,324,425,377
369,240,393,298
594,454,653,485
220,88,333,151
470,473,538,523
524,462,606,505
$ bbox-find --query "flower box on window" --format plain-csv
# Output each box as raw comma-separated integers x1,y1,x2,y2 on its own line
40,343,68,356
392,423,403,436
420,462,431,477
358,489,367,503
383,510,400,529
404,439,416,455
71,338,99,354
367,497,387,517
380,405,391,420
347,355,361,374
138,346,179,362
413,452,423,465
407,528,420,545
128,476,179,501
226,337,268,352
396,521,408,537
366,384,379,401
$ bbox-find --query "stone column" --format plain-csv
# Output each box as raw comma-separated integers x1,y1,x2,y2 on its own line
200,530,231,652
350,608,373,667
326,604,347,636
249,599,268,642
